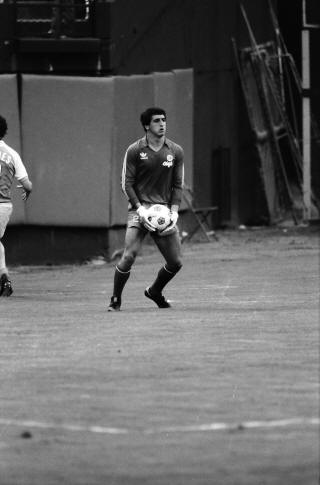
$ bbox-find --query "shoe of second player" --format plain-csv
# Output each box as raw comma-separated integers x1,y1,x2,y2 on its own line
107,296,121,312
144,287,171,308
0,274,13,297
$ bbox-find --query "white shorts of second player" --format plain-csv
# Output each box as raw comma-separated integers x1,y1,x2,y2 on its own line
0,203,13,238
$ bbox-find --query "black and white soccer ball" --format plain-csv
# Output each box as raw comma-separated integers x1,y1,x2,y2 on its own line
146,204,171,231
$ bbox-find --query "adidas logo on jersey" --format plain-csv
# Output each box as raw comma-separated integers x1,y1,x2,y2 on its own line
140,152,148,159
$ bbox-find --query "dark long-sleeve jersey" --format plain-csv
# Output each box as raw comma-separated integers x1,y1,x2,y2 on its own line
121,136,184,209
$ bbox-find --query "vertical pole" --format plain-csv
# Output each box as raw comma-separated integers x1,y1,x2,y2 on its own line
302,27,311,220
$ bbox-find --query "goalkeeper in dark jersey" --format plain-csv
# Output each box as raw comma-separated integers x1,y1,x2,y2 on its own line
108,107,184,311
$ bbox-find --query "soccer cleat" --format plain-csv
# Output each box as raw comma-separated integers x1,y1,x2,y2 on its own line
0,274,13,297
144,287,171,308
107,296,121,312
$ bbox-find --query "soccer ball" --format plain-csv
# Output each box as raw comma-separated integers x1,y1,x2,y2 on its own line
146,204,171,231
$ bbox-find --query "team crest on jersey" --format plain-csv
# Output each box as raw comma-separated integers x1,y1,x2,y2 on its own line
140,152,148,160
162,154,174,167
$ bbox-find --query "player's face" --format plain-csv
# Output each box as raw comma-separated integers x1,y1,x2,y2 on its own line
147,115,167,137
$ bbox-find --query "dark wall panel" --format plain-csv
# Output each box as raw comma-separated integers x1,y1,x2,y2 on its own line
310,29,320,198
109,0,193,74
194,69,239,221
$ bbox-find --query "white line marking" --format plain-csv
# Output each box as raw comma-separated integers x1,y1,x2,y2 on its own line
146,418,320,434
0,419,128,435
0,417,318,436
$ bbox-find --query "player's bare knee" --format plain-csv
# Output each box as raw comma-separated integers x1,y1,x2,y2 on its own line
119,251,136,272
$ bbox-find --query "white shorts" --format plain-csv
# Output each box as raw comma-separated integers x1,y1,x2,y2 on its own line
0,203,13,238
127,206,178,237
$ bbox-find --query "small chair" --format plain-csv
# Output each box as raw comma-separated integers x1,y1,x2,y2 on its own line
180,185,218,242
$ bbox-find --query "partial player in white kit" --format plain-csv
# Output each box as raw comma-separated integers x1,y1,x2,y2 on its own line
0,115,33,296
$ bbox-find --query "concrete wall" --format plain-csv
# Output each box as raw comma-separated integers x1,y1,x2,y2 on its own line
21,75,114,227
1,69,193,229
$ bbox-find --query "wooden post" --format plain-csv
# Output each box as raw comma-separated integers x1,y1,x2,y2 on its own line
302,27,311,220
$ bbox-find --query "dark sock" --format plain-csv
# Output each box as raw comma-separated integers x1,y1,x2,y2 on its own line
113,266,130,298
150,265,181,294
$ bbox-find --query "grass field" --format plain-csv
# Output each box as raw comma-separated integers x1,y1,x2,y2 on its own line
0,226,319,485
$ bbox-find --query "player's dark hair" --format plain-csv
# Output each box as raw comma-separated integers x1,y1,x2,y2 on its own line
0,115,8,139
140,107,166,131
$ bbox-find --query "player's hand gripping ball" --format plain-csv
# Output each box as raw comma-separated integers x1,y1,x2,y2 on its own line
146,204,171,232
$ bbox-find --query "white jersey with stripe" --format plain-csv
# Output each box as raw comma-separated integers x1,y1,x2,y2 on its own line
0,140,28,203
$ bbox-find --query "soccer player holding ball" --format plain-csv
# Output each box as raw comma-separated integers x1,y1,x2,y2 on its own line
0,115,32,296
108,107,184,311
